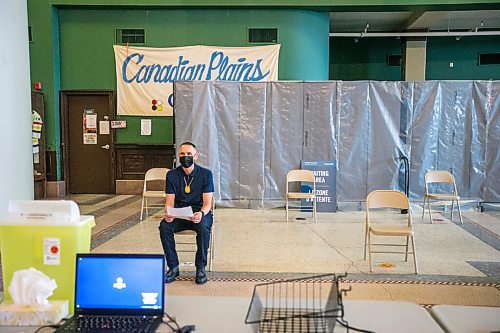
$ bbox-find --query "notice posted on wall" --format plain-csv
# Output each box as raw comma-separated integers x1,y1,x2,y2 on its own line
141,119,152,136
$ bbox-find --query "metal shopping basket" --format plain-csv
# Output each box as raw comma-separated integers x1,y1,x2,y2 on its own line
245,273,347,333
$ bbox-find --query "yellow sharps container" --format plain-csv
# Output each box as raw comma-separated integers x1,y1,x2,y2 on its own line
0,200,95,313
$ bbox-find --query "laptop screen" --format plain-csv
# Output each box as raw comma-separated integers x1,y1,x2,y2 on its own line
74,254,165,315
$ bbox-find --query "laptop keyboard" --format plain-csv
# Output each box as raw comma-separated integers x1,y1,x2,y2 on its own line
58,315,159,332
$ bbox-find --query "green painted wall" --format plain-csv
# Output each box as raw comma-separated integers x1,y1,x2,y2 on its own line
27,0,499,181
330,37,403,80
58,9,329,145
28,3,61,159
330,36,500,81
426,36,500,80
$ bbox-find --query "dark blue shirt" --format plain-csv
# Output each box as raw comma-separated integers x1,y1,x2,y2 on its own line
165,164,214,212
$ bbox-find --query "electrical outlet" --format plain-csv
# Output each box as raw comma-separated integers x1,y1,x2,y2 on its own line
449,62,454,68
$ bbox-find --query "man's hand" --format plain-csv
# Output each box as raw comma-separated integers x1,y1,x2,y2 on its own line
191,211,203,224
164,210,175,223
164,194,176,222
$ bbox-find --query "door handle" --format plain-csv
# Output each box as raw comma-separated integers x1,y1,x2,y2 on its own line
101,144,110,150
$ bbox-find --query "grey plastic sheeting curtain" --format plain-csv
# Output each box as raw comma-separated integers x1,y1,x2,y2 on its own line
174,80,499,207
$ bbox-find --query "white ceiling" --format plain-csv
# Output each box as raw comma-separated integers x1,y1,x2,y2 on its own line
330,10,500,33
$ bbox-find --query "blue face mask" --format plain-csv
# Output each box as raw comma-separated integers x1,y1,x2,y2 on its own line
179,155,194,168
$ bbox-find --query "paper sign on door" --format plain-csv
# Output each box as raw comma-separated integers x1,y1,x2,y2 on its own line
83,109,98,144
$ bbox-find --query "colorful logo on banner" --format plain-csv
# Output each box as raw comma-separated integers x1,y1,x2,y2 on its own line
114,45,281,116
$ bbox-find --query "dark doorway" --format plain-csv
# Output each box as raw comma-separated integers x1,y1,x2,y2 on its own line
61,91,115,194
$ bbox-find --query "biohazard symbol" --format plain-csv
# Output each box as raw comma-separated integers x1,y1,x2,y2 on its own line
50,245,59,254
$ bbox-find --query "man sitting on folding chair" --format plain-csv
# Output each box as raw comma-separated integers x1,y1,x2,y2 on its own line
159,142,214,285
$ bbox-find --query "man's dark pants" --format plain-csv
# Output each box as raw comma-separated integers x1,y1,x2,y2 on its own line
159,214,213,270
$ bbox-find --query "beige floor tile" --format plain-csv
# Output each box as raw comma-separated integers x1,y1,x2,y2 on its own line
464,211,500,234
92,198,143,235
80,195,134,215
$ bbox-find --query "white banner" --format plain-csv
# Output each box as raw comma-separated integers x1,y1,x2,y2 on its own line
114,44,280,116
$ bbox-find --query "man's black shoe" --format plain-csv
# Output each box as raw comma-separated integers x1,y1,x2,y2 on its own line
195,267,208,285
165,266,179,283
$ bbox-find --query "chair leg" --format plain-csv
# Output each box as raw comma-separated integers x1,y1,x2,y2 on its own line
411,235,418,274
210,227,215,259
456,199,464,225
206,228,212,272
405,236,409,262
363,227,368,260
368,233,373,273
211,223,216,260
286,198,289,222
208,244,213,272
140,196,145,220
427,198,433,223
421,196,426,219
451,200,454,220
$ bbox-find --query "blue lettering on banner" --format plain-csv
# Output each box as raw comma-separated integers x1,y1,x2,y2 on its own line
168,93,174,107
121,51,270,84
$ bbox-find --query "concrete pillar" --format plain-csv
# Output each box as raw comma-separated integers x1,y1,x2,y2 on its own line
0,0,33,219
403,38,427,81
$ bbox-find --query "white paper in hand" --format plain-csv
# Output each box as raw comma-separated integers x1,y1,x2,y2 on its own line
167,206,194,220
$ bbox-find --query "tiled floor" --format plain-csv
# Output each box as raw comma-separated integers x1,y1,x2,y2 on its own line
68,194,499,307
9,194,500,307
88,196,499,278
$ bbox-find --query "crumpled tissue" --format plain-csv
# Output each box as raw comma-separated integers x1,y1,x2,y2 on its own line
8,268,57,306
0,268,67,326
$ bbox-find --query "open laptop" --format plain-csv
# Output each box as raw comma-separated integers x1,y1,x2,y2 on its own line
56,253,165,333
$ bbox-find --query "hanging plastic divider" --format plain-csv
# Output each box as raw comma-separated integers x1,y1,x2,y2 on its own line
173,80,500,206
481,81,500,202
438,81,474,198
213,82,240,206
268,82,305,204
407,81,440,199
173,80,194,151
175,81,222,202
240,82,267,208
470,82,488,199
337,81,370,202
302,82,337,162
399,82,414,194
368,81,410,194
302,82,338,210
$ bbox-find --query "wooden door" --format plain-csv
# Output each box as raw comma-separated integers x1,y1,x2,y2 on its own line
61,91,115,194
